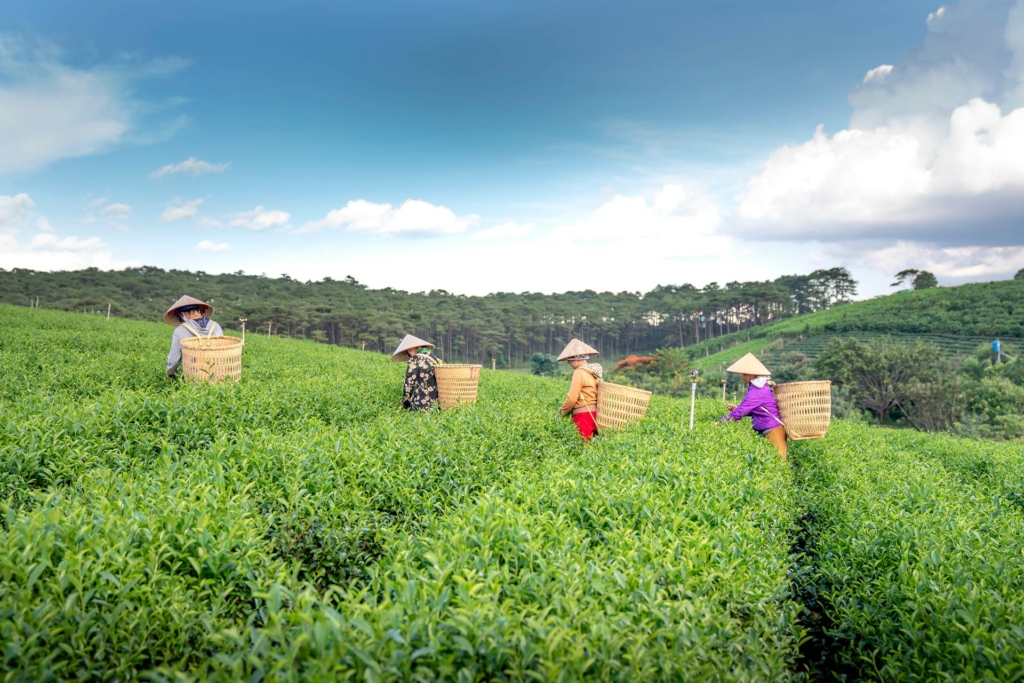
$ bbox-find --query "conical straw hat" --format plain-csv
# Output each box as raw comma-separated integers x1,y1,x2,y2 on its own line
557,338,599,362
725,352,771,376
392,334,435,362
163,295,214,325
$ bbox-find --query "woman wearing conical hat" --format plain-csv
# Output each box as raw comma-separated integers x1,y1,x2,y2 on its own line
718,353,787,459
164,295,223,379
557,339,603,441
393,334,440,410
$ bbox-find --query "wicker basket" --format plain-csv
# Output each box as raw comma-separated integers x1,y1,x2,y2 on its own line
774,380,831,440
595,382,652,431
180,336,243,383
434,364,481,410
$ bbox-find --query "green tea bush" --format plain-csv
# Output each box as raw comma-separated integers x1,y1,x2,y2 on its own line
10,303,1024,680
795,423,1024,681
0,305,801,680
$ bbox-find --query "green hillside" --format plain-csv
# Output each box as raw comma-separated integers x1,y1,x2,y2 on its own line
690,278,1024,371
3,304,1024,680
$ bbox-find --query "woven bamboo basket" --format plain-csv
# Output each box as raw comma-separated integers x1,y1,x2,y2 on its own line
180,336,243,383
595,382,652,431
434,364,482,410
774,380,831,441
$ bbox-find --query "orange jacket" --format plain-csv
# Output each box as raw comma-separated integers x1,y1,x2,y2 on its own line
559,365,601,414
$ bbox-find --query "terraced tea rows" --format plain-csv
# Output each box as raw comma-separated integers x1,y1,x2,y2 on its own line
3,304,1024,681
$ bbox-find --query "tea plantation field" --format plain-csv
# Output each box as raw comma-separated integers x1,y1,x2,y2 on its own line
2,304,1024,681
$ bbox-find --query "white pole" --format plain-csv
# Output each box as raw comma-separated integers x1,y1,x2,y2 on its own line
106,302,111,320
239,318,247,343
491,357,496,371
689,369,698,431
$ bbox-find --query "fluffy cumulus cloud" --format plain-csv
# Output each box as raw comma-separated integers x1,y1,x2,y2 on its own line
737,0,1024,271
0,38,186,173
0,192,114,270
195,239,230,252
159,197,203,222
551,183,721,246
150,157,229,179
265,183,819,294
229,205,291,231
299,199,479,236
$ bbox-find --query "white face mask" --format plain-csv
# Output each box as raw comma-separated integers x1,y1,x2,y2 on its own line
750,376,770,388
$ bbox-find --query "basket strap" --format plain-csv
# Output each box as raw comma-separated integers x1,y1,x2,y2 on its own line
181,320,214,343
760,406,787,429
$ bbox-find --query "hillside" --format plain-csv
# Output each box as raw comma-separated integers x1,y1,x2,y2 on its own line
3,305,1024,680
0,265,856,366
689,278,1024,371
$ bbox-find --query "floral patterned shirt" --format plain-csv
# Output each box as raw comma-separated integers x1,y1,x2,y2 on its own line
402,351,439,410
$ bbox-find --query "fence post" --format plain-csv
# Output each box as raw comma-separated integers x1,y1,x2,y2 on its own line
689,369,698,431
106,302,111,321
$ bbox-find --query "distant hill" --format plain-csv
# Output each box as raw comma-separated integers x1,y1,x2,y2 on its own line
690,278,1024,371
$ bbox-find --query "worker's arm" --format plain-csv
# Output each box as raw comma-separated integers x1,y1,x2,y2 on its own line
558,369,584,415
166,327,184,377
720,388,758,421
402,359,416,405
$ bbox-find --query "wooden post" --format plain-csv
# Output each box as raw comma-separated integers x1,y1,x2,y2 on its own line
106,302,111,320
361,341,366,352
267,322,273,337
721,379,727,401
491,357,496,371
239,318,247,344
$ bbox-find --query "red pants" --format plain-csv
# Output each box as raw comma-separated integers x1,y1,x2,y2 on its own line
572,411,598,441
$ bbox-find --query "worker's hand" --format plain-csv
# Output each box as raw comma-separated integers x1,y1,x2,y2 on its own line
726,403,736,411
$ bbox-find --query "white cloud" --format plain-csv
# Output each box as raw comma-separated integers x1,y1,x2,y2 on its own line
229,205,291,231
81,197,131,226
299,199,479,235
0,38,186,173
29,233,106,251
737,0,1024,244
0,193,34,228
551,183,721,245
195,239,230,252
150,157,230,179
195,216,223,228
470,221,534,241
101,202,131,218
159,197,203,222
863,64,894,83
860,240,1024,280
0,193,114,270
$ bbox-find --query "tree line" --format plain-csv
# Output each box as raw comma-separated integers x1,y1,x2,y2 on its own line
0,266,857,365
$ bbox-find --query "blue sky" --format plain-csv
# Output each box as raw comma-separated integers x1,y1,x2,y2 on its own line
2,0,1024,296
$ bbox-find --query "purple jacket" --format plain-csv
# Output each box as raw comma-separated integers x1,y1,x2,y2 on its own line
721,384,784,432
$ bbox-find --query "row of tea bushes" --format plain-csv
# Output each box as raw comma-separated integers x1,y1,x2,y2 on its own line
183,407,803,681
795,422,1024,681
2,305,804,680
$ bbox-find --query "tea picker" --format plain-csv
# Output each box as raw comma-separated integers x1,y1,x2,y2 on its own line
556,339,603,441
716,353,788,459
164,295,223,379
393,334,441,411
